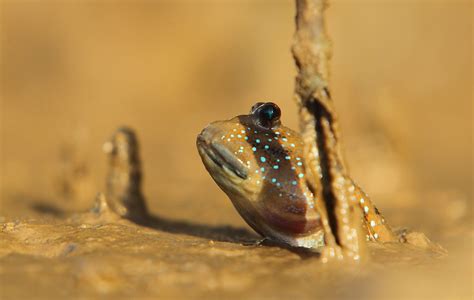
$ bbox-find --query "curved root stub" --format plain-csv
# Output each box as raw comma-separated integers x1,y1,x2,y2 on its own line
102,127,148,222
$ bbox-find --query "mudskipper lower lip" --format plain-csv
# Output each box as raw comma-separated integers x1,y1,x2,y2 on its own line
197,135,248,180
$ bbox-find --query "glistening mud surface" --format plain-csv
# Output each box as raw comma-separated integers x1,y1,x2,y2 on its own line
0,210,471,299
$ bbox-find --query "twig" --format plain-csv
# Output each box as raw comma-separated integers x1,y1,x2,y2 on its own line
102,127,148,222
292,0,366,261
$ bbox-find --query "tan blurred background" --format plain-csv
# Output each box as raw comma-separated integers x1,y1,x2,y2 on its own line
1,0,472,237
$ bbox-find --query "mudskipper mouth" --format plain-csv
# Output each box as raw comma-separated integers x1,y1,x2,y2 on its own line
197,134,248,180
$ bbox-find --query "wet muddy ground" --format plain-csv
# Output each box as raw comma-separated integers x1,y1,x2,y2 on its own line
0,208,471,299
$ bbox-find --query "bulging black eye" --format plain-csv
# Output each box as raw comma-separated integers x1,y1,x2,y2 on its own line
253,102,281,129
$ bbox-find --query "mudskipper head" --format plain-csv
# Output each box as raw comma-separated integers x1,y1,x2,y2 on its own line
196,102,314,209
197,102,323,246
197,103,281,200
197,102,323,247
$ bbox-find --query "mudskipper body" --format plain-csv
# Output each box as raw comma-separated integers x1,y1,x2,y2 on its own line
197,102,395,249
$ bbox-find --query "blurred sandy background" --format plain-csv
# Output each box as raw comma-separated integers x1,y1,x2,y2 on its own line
0,1,472,299
1,0,471,230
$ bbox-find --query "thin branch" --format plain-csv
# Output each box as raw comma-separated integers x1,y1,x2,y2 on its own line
292,0,366,261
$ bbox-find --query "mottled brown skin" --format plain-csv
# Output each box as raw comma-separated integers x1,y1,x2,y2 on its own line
197,103,395,249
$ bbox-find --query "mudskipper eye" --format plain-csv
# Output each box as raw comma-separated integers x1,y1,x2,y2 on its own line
254,102,281,129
